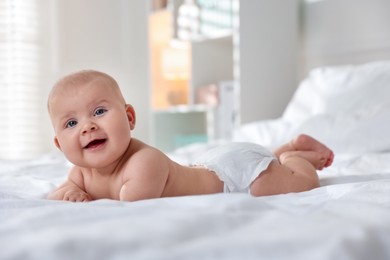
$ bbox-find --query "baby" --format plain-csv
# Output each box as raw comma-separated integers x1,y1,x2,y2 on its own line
47,70,334,202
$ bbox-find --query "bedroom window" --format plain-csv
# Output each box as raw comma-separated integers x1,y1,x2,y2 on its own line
0,0,43,160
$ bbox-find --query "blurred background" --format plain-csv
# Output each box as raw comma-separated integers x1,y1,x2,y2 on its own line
4,0,383,160
0,0,150,160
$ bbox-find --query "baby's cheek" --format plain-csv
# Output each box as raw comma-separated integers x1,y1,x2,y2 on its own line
62,146,83,165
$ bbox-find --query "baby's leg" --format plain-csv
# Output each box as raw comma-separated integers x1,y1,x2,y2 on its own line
274,134,334,168
250,155,319,196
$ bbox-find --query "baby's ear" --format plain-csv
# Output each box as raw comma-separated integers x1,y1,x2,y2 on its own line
54,137,62,151
125,104,136,130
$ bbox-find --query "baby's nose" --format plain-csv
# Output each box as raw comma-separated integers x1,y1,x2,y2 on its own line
82,123,98,134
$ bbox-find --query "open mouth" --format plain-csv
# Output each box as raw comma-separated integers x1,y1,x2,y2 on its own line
84,139,107,149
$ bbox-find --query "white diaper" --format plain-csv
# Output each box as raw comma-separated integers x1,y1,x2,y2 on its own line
191,142,276,193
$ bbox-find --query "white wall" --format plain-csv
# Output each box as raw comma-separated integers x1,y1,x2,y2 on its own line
42,0,150,153
238,0,299,123
302,0,390,73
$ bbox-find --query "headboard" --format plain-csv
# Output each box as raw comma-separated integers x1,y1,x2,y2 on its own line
301,0,390,75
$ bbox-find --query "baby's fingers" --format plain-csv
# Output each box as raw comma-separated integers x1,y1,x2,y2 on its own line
64,191,91,202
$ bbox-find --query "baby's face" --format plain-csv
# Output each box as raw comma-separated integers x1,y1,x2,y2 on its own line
49,79,135,168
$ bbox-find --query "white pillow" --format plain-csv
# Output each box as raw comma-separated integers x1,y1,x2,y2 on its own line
292,102,390,153
283,60,390,122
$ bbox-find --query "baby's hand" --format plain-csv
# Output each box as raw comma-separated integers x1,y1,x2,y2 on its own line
63,190,92,202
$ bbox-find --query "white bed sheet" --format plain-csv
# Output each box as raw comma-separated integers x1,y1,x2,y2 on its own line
2,60,390,260
1,148,390,260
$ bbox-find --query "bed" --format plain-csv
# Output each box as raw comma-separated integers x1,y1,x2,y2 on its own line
2,59,390,260
3,0,390,259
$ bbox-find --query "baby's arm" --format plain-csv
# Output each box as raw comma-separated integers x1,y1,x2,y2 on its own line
119,148,169,202
48,166,91,202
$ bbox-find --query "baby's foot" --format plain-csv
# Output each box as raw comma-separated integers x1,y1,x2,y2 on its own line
280,151,329,170
303,151,331,170
291,134,334,168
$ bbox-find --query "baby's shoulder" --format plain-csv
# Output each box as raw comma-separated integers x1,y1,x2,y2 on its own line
120,140,172,181
124,139,170,169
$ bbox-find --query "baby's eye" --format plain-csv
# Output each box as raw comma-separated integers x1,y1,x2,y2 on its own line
65,120,78,128
94,107,107,116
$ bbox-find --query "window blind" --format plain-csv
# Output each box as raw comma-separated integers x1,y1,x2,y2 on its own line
0,0,44,160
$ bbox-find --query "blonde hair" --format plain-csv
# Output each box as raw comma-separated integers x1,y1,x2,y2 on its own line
47,70,126,114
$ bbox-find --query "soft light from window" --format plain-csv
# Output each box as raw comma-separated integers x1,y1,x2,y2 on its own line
0,0,43,160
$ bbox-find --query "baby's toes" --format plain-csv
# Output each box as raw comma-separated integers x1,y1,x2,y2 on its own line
324,151,334,167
